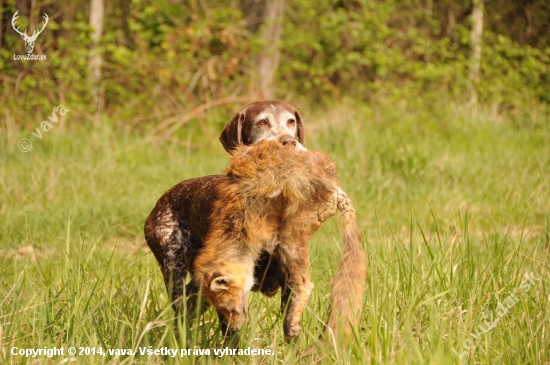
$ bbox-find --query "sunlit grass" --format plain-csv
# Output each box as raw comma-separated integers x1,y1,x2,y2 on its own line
1,105,549,364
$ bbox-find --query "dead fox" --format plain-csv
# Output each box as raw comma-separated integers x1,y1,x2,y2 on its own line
145,136,366,344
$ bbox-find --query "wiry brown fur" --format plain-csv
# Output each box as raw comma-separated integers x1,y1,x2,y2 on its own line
193,139,366,341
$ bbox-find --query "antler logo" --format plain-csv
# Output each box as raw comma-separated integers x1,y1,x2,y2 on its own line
12,11,49,54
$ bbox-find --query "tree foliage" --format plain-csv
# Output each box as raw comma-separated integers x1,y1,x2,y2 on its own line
1,0,549,125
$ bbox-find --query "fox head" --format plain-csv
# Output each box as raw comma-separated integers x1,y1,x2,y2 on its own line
200,264,254,331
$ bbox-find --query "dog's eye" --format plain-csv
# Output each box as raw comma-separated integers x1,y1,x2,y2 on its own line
257,119,269,126
287,119,296,125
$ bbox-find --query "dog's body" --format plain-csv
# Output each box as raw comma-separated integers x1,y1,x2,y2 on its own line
144,171,303,334
145,173,286,307
145,100,306,319
145,101,365,343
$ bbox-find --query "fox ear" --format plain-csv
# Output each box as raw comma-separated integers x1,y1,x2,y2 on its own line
210,274,233,292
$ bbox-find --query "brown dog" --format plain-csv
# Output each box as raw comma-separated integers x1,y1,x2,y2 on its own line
145,100,305,319
192,139,366,343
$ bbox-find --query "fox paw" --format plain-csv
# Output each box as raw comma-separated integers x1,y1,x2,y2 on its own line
284,322,302,339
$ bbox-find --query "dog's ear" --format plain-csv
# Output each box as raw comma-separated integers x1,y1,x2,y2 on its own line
294,109,306,146
220,112,244,153
209,272,234,292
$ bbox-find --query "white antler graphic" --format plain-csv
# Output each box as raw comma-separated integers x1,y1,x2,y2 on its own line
12,11,49,54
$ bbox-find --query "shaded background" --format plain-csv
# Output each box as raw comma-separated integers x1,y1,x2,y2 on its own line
1,0,549,126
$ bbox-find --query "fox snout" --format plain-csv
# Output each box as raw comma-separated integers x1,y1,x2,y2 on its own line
214,289,250,331
224,308,248,331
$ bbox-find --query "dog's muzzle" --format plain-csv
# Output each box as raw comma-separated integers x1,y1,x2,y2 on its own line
278,135,306,151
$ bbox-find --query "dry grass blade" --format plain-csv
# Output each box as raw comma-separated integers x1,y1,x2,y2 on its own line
146,95,252,139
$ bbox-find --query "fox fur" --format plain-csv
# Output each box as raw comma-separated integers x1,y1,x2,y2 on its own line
192,140,366,341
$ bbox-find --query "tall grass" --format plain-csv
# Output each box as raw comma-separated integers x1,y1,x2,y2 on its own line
1,104,549,364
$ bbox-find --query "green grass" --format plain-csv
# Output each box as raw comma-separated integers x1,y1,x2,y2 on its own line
1,104,549,364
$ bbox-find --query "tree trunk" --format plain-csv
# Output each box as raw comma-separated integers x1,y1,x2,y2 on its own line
0,3,4,50
15,0,31,16
469,0,484,104
89,0,104,109
7,0,32,48
241,0,265,33
241,0,285,99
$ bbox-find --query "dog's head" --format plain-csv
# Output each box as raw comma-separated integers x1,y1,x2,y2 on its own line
220,100,306,153
200,264,254,332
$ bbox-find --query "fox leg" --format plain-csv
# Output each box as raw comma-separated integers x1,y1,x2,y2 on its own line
278,240,314,339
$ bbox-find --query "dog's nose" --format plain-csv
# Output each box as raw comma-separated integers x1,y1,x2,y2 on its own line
279,135,297,147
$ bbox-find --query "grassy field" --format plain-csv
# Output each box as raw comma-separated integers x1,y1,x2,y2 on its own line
1,103,549,364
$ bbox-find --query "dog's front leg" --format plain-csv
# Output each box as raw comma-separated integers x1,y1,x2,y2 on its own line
278,240,314,340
